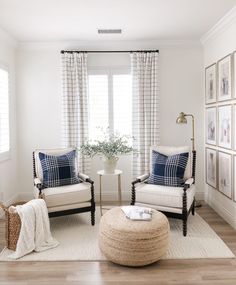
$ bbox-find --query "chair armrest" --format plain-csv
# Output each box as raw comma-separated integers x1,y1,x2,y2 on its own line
34,178,43,187
79,174,95,206
184,178,194,189
78,173,94,184
137,173,150,182
132,173,149,185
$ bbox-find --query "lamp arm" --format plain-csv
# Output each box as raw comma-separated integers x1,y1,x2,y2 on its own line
184,114,195,151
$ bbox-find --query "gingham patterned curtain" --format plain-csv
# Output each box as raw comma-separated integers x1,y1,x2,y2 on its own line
61,52,90,174
131,52,160,178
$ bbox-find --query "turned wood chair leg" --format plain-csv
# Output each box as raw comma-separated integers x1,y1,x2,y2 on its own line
183,219,187,236
192,199,195,216
91,210,95,226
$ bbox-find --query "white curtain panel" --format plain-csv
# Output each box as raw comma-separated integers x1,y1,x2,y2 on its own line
61,52,90,174
131,52,160,178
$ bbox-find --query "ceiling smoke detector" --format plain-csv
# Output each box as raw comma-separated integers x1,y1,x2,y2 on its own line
98,29,122,34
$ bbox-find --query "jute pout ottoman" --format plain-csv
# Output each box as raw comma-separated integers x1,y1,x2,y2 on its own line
99,207,170,267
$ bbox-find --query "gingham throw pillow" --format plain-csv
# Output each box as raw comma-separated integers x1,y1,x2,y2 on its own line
39,150,80,188
148,150,189,187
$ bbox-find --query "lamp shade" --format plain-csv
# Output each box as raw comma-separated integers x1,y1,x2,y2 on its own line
176,112,187,124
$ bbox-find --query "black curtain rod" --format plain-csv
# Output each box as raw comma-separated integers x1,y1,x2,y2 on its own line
61,49,159,54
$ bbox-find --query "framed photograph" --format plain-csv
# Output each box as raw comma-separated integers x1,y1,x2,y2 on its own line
218,105,232,149
218,55,232,101
206,148,217,188
234,104,236,150
205,64,216,104
206,107,217,145
234,52,236,98
218,151,232,198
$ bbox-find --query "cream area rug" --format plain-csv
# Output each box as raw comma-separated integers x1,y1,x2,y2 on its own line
0,209,234,261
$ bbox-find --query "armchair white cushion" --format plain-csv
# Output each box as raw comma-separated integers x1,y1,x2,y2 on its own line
33,148,95,224
135,183,196,214
33,182,91,212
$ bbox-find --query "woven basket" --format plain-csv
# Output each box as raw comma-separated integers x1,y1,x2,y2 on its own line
0,202,25,251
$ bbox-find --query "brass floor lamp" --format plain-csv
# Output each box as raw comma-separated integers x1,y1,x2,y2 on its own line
176,112,201,208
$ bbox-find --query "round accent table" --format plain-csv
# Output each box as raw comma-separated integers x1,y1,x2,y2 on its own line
99,207,170,267
97,170,122,216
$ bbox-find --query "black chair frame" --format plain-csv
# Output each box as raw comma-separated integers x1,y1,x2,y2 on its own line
131,150,196,236
33,151,95,225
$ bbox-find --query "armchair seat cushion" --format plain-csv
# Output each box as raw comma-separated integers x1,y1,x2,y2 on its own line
136,183,195,210
34,183,91,208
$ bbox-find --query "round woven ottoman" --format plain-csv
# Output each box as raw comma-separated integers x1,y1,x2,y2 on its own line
99,207,170,267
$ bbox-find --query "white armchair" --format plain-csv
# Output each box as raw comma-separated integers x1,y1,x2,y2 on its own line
131,146,196,236
33,148,95,225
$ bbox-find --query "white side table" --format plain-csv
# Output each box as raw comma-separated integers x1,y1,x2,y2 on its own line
97,169,123,215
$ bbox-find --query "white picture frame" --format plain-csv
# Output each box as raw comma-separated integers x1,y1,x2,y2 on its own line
218,55,232,102
206,148,217,189
234,156,236,202
218,151,232,199
234,104,236,150
206,107,217,145
205,64,216,104
234,52,236,98
218,105,232,149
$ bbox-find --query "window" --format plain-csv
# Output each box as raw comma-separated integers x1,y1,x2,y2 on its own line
88,69,132,143
0,67,10,159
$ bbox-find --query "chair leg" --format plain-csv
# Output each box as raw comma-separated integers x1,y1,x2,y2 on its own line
91,210,95,226
183,218,187,236
182,188,188,236
192,199,195,216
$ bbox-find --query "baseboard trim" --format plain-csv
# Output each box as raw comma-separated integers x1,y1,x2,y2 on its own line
195,191,204,201
95,191,130,202
205,193,236,229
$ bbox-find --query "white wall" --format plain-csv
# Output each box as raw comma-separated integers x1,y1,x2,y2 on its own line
16,42,204,202
159,47,204,194
0,28,18,204
202,8,236,228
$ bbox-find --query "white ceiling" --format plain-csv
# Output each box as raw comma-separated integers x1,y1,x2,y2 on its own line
0,0,235,42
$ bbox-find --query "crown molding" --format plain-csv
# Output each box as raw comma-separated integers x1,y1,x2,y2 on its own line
201,5,236,45
0,27,18,48
18,39,201,52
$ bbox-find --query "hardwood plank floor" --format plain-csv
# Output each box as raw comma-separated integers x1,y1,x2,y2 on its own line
0,202,236,285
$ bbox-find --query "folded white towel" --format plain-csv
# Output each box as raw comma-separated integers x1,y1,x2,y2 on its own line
9,199,59,259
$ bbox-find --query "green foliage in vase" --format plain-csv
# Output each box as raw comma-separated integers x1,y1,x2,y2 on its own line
80,131,133,159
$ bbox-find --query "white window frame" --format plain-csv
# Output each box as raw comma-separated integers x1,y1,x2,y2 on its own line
0,63,11,162
88,66,131,137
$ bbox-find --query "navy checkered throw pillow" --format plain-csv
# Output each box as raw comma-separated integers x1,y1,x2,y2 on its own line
39,150,80,188
148,150,189,187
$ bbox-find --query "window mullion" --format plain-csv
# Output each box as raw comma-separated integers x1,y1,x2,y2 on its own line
108,70,114,136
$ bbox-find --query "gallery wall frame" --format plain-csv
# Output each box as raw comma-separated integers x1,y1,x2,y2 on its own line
234,104,236,150
234,155,236,202
218,54,232,102
205,63,217,104
205,50,236,202
205,107,217,145
218,150,232,199
233,51,236,99
218,104,232,150
205,147,217,189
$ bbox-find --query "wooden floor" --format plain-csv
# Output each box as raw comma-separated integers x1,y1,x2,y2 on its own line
0,203,236,285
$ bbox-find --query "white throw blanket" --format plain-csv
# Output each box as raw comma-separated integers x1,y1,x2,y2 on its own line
8,199,59,259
